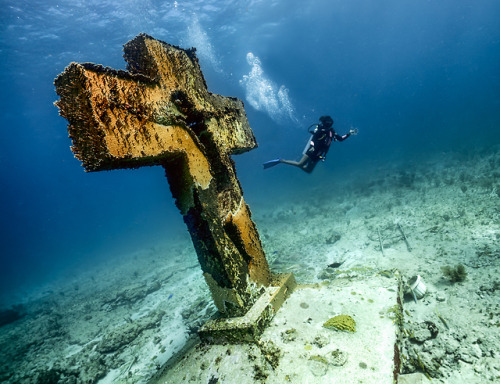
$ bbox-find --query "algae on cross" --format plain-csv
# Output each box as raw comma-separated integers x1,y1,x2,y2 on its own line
54,34,271,317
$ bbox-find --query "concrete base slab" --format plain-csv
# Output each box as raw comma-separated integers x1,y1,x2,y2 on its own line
397,372,431,384
198,273,297,344
150,271,402,384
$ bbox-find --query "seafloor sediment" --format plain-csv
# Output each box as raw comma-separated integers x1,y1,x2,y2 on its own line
0,147,499,383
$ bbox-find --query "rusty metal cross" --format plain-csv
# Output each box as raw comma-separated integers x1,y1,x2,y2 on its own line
54,34,271,317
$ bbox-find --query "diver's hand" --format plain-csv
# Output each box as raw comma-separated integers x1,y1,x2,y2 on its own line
349,128,359,135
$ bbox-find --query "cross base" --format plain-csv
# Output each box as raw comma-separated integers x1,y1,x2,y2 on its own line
198,273,296,344
151,270,403,384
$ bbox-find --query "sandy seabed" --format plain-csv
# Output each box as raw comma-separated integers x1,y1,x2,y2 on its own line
1,146,499,383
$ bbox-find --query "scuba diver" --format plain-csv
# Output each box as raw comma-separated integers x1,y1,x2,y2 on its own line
263,115,358,173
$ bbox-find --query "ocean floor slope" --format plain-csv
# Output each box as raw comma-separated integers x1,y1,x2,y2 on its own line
0,148,499,383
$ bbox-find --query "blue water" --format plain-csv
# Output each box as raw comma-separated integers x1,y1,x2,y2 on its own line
1,0,499,304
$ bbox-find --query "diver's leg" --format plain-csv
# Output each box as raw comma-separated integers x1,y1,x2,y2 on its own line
280,155,312,172
280,155,308,167
280,159,299,166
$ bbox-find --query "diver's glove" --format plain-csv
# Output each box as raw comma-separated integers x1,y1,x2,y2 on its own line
349,128,359,135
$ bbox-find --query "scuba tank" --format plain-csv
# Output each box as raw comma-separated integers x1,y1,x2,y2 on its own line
302,124,318,155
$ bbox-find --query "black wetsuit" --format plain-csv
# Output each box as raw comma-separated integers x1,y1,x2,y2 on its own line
305,127,350,163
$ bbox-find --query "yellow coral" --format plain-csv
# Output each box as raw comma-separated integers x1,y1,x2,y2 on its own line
323,315,356,332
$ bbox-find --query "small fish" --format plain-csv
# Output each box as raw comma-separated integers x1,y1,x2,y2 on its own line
167,293,173,300
435,306,450,330
328,262,344,269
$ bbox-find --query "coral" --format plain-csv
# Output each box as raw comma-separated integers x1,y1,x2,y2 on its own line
322,314,356,332
441,264,467,282
328,349,348,366
257,340,281,369
281,328,297,343
408,321,439,343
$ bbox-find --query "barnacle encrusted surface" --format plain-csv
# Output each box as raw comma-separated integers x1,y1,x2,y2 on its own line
54,33,271,317
323,314,356,332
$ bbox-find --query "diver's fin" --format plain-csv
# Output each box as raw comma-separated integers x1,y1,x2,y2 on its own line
263,158,282,169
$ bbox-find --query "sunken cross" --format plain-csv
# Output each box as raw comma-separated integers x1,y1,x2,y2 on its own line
54,34,271,317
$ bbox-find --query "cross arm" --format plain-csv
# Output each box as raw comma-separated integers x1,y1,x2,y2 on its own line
54,34,256,175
